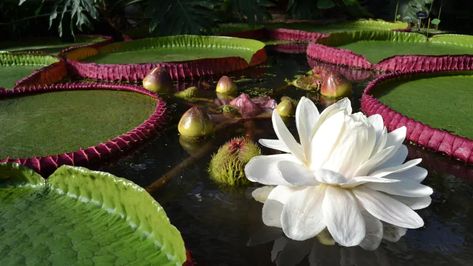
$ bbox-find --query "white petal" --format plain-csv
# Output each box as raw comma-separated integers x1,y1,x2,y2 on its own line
354,145,397,177
278,160,318,186
272,111,305,162
371,158,422,178
386,126,407,147
281,186,326,241
262,186,296,227
374,144,409,171
323,116,376,177
359,212,383,251
295,97,319,158
310,111,346,170
391,195,432,210
366,178,433,197
384,166,428,183
314,168,348,185
259,139,291,153
341,175,399,188
368,114,384,135
252,186,275,203
383,224,407,242
312,98,351,135
245,154,296,185
323,186,365,246
353,187,424,228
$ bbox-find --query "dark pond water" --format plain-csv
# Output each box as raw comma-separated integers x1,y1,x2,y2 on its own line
99,51,473,265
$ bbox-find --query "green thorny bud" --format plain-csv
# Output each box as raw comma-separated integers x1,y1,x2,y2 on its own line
208,137,261,186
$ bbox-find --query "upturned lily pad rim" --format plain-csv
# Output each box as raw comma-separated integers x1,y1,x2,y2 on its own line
63,35,267,81
1,35,111,54
308,31,473,72
361,70,473,164
265,19,409,32
0,83,167,175
0,53,60,89
0,163,186,265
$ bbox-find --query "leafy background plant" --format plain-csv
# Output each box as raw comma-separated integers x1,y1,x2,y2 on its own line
3,0,473,39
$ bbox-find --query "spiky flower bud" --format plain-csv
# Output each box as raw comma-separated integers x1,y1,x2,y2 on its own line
208,137,260,186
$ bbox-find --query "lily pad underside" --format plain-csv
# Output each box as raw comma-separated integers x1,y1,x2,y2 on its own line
65,35,267,81
361,71,473,164
0,83,167,174
0,163,185,265
0,35,110,54
309,32,473,71
0,53,58,89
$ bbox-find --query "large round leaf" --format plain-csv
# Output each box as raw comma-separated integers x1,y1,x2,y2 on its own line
0,35,110,55
64,35,267,81
266,19,409,33
0,53,58,89
78,35,265,64
362,70,473,164
0,163,186,265
319,31,473,64
0,83,167,174
308,31,473,72
375,72,473,139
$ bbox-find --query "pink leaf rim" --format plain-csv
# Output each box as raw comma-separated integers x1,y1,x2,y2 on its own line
15,59,68,88
0,83,168,175
307,42,473,72
361,70,473,164
62,41,267,82
307,56,374,82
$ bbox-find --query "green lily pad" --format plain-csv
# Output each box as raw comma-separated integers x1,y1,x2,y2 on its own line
374,72,473,139
322,31,473,64
0,36,108,54
0,90,156,159
0,163,185,265
266,19,408,33
82,35,265,64
0,53,58,89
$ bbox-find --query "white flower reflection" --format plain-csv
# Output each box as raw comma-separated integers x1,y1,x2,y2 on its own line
244,97,433,249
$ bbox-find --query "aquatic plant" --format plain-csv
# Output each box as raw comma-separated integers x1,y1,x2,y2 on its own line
178,106,215,138
245,97,432,248
316,68,352,98
216,75,238,96
276,97,297,117
174,86,199,99
209,137,260,186
142,66,172,93
229,93,276,118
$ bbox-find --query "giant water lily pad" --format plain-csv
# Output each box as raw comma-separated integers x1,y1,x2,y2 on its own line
0,163,186,265
0,83,167,174
266,19,408,33
81,35,264,64
309,31,473,72
0,53,58,88
64,35,266,81
375,72,473,138
362,70,473,163
0,35,110,54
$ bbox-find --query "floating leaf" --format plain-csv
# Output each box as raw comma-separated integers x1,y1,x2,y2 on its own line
0,163,186,265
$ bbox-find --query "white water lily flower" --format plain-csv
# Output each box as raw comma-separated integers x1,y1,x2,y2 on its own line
245,97,433,248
